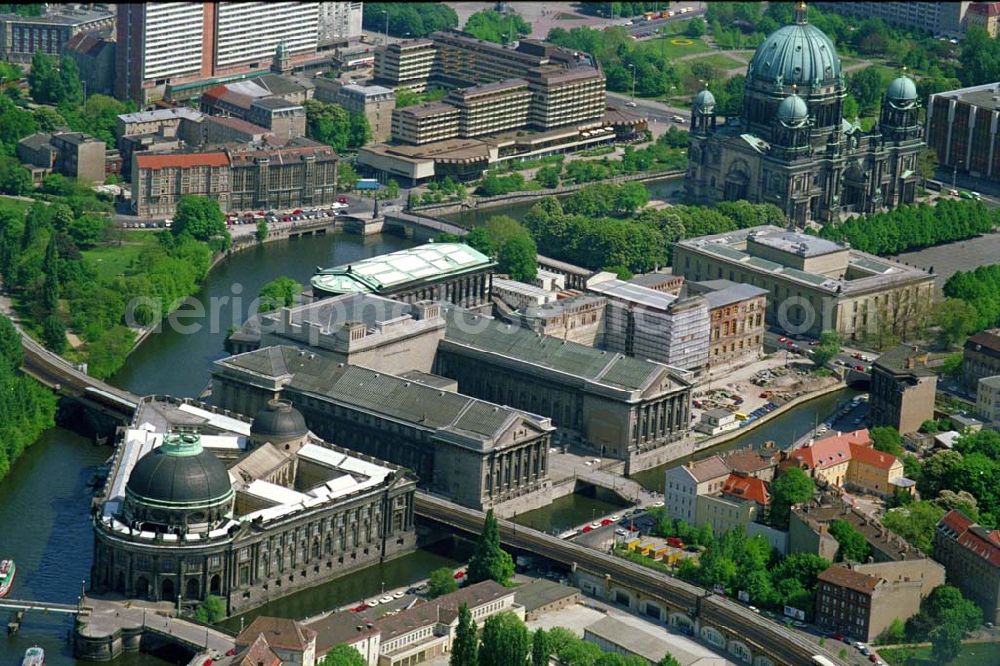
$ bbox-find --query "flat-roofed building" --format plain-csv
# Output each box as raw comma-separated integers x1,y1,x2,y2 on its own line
815,2,969,38
310,242,496,310
436,308,693,463
518,294,607,347
628,271,684,295
392,102,461,145
687,279,768,370
926,82,1000,188
0,7,114,63
227,294,447,374
17,131,107,185
373,39,436,92
446,79,532,137
492,278,554,311
116,107,207,141
246,97,307,140
870,345,937,435
672,226,936,340
525,66,606,130
331,83,396,143
132,150,232,218
587,278,710,375
211,346,554,515
317,2,363,45
977,375,1000,422
934,509,1000,625
963,329,1000,392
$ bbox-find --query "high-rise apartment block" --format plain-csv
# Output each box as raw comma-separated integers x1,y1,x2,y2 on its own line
815,2,969,37
318,2,363,46
116,2,320,104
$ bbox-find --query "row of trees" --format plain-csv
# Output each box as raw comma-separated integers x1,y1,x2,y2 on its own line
943,263,1000,332
0,315,58,481
818,199,1000,257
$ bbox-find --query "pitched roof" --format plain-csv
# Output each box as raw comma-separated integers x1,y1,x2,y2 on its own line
134,151,229,169
375,581,511,641
848,442,899,471
236,616,316,652
306,610,379,655
789,429,869,470
722,473,770,505
937,509,1000,568
818,565,881,595
721,446,775,474
685,455,731,482
873,344,935,377
965,329,1000,359
235,633,281,666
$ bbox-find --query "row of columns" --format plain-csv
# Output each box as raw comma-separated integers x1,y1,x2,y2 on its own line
633,394,688,449
486,439,548,499
398,271,491,308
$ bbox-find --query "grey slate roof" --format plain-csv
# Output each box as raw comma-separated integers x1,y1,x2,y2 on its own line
443,309,676,394
698,283,769,309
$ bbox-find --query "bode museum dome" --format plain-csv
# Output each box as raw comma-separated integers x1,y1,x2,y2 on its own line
686,2,925,225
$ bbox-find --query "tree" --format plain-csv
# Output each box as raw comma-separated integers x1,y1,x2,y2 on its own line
33,106,66,131
531,628,551,666
941,352,964,379
769,467,815,528
464,10,531,44
427,567,458,598
828,519,871,562
0,315,22,370
929,622,963,664
58,54,83,106
42,236,60,312
534,165,561,189
883,501,946,554
614,181,650,214
918,148,938,189
811,329,841,368
467,508,515,586
304,99,370,152
657,656,681,666
68,214,108,248
870,426,904,456
256,220,268,243
320,645,366,666
338,162,359,191
41,315,66,353
172,196,229,245
27,51,63,105
933,298,979,348
385,178,400,200
876,617,905,645
450,604,478,666
479,611,529,666
497,234,537,282
0,157,33,196
258,276,302,312
686,17,706,38
194,595,226,624
363,3,458,38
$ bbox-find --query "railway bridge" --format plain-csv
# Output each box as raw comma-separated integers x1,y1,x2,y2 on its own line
415,492,845,666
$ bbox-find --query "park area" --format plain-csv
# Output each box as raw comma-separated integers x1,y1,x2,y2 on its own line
880,642,1000,665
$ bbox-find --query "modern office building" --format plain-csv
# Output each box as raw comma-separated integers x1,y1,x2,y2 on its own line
586,278,711,375
373,39,436,92
317,2,363,45
0,6,114,63
815,2,970,38
211,346,554,515
934,509,1000,625
447,79,532,138
686,6,925,223
926,83,1000,188
90,396,417,616
869,345,937,435
391,102,462,145
115,2,321,104
525,66,606,131
815,560,945,642
672,226,936,340
963,329,1000,392
686,280,768,370
310,242,496,310
435,309,692,464
17,131,107,185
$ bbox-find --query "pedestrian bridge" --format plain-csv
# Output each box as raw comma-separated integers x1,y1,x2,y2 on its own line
0,598,85,615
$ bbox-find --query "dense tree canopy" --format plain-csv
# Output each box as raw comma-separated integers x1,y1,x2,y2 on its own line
769,467,816,529
944,263,1000,331
464,10,531,44
362,3,458,38
320,645,366,666
172,196,230,250
258,276,302,312
480,611,529,666
427,566,458,598
450,604,478,666
304,99,371,152
828,519,871,563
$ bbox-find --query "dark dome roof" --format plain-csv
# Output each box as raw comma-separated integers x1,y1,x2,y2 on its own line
748,21,840,88
126,433,233,508
251,400,308,440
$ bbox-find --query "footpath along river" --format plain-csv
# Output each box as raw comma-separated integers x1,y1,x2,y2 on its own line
0,184,853,664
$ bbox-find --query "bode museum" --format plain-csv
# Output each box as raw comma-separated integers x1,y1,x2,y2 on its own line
90,397,417,615
686,3,926,225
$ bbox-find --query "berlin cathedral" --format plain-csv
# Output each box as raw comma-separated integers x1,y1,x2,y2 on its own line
685,2,926,225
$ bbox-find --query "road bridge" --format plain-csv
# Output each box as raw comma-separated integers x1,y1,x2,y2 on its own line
415,492,845,666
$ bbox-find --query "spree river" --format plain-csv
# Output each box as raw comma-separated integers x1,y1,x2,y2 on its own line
0,198,852,664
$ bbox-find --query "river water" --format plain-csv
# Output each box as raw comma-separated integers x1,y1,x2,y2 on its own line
0,189,851,664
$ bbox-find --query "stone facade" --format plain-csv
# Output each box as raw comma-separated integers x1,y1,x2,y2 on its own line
963,329,1000,393
869,345,937,435
934,509,1000,626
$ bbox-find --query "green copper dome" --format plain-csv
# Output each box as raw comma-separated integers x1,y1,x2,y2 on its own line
125,433,234,509
886,76,918,102
748,21,841,88
692,89,716,113
777,94,809,124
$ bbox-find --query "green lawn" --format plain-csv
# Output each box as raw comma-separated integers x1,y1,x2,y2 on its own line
636,35,713,60
81,232,161,282
880,642,1000,666
0,195,32,218
685,53,745,71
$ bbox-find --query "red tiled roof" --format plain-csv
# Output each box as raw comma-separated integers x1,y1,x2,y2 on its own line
818,565,881,595
236,634,281,666
135,151,230,169
789,429,870,470
722,473,770,505
236,617,316,652
848,442,899,471
938,510,1000,568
